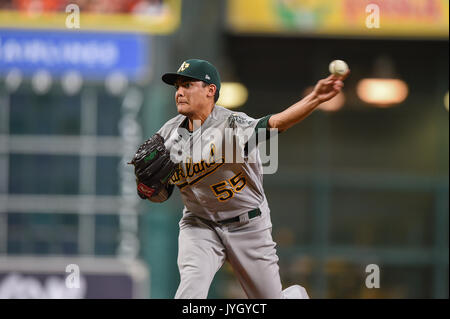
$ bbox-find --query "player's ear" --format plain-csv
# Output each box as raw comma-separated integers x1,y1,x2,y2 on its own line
207,84,217,99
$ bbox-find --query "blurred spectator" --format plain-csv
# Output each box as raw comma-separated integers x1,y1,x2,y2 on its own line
0,0,13,9
84,0,125,13
12,0,65,12
130,0,165,15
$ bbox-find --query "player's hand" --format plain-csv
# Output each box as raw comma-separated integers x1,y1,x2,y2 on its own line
312,70,350,103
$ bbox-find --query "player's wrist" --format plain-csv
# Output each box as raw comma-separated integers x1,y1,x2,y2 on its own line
307,90,323,105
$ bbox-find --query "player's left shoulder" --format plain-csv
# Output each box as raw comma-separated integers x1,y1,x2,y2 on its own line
214,105,254,125
228,113,256,130
213,104,234,119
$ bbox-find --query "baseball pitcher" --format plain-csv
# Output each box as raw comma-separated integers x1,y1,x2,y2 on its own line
130,59,349,299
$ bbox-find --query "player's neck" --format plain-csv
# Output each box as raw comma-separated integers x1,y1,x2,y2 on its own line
187,104,214,131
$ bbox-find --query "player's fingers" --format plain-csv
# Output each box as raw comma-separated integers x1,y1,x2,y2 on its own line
333,84,343,92
333,81,344,89
325,80,340,91
317,79,330,88
339,69,351,81
325,74,339,81
324,77,337,85
334,80,344,87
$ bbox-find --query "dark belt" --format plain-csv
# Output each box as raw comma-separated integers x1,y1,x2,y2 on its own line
218,209,261,225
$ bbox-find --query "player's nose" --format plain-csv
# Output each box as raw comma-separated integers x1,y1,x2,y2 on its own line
176,86,185,97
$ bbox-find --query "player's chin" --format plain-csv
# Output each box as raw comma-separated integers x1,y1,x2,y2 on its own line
176,103,191,115
177,103,192,116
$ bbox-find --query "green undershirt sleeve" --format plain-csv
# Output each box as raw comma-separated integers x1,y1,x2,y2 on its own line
244,114,276,156
255,114,273,131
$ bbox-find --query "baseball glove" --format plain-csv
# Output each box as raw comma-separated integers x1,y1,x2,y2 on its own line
129,133,178,203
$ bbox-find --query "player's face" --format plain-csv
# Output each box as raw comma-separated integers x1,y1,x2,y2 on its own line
174,79,210,116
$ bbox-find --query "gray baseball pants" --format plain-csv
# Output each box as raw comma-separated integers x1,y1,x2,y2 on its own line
174,210,309,299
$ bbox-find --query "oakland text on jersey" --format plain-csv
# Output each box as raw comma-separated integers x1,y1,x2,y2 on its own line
169,154,226,189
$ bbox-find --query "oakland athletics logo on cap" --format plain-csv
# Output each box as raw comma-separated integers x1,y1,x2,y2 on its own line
178,62,190,72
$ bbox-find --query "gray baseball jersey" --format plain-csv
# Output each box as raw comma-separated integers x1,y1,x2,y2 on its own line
157,105,270,222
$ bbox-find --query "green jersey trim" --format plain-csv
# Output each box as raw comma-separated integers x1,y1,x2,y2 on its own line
255,114,272,131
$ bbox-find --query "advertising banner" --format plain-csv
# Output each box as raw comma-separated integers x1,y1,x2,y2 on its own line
227,0,449,38
0,29,150,81
0,0,181,34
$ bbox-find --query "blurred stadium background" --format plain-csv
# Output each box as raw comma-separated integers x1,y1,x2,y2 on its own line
0,0,448,298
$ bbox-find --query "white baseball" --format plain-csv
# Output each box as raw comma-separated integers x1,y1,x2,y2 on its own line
329,60,349,76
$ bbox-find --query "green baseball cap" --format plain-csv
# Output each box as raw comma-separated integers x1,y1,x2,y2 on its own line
162,59,221,101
